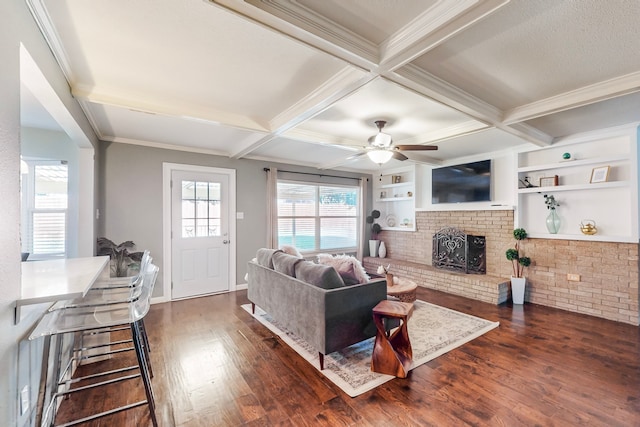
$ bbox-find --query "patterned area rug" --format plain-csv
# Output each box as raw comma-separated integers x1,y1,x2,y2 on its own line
242,300,499,397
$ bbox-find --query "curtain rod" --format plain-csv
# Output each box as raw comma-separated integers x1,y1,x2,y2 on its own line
263,167,364,181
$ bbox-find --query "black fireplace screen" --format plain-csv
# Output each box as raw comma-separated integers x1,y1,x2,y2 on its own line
432,227,486,274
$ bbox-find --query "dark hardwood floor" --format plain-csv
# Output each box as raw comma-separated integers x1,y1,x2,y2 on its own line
56,287,640,426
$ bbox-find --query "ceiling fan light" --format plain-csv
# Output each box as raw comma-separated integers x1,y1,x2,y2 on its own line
367,149,393,164
373,132,392,147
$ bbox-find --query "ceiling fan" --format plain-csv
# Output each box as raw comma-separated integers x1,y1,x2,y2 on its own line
365,120,437,164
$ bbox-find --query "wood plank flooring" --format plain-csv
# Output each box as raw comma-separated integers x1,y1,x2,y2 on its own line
55,287,640,426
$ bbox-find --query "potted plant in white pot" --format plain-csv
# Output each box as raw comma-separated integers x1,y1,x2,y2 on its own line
505,228,532,304
366,210,382,257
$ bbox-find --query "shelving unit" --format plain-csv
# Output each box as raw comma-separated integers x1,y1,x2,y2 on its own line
373,166,418,231
515,125,638,242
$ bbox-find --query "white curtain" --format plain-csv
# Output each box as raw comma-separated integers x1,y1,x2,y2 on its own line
357,177,367,260
266,167,278,248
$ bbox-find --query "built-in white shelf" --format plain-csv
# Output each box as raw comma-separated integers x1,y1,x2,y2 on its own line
379,181,414,189
517,154,628,173
527,232,636,243
377,196,413,202
381,226,415,232
518,181,628,194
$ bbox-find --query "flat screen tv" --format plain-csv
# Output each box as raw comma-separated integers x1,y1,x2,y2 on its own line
432,160,491,204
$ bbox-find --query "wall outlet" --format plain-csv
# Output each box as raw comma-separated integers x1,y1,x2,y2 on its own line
567,273,581,282
20,385,29,416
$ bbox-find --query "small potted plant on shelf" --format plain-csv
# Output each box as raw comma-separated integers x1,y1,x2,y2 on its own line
505,228,532,304
366,210,382,257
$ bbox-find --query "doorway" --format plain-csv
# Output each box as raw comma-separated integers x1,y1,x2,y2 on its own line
162,163,236,301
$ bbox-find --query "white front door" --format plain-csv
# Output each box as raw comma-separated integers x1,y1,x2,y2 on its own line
171,170,230,299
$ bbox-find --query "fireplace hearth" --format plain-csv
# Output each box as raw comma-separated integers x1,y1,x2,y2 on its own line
432,227,486,274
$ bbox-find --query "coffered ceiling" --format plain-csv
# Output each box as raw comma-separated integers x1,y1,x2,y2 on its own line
26,0,640,171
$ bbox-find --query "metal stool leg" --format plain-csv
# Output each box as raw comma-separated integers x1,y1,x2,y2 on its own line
131,321,158,426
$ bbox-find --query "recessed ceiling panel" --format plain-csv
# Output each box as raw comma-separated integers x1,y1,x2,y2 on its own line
413,0,640,110
296,78,480,146
248,136,360,165
420,128,530,161
88,103,266,153
296,0,437,45
43,0,349,123
525,92,640,138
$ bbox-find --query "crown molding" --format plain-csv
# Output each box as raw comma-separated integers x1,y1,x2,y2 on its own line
25,0,76,86
503,71,640,124
103,135,230,157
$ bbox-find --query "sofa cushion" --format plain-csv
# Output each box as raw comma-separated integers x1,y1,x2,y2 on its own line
272,251,303,276
256,248,280,269
279,245,303,258
295,261,345,289
317,254,370,284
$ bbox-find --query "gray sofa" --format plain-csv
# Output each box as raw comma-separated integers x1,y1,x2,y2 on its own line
247,248,388,369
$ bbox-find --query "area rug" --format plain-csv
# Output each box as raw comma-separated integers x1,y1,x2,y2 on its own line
242,300,499,397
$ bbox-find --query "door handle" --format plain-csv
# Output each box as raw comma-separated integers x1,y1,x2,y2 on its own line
223,240,230,244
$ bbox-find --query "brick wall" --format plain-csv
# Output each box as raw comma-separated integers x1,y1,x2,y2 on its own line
376,210,639,325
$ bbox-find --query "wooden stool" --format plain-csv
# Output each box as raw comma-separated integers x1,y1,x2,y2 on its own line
370,300,414,378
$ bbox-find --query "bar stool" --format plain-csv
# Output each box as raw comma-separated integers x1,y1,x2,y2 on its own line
30,264,159,427
90,250,152,291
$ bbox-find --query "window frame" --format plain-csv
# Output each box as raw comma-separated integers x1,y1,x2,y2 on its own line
21,160,69,260
276,179,361,255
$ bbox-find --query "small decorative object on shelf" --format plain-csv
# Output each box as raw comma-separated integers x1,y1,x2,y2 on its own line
539,175,559,187
392,175,402,183
378,241,387,258
544,194,560,234
562,152,571,160
380,191,386,198
579,219,597,235
407,191,412,197
518,176,537,188
590,166,610,183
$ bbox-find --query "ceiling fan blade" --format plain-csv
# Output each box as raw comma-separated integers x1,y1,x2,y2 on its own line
392,151,408,161
395,145,438,151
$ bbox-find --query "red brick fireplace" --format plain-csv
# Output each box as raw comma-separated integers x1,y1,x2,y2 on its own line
371,209,639,325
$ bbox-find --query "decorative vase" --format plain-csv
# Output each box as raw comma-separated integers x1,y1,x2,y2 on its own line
546,209,560,234
386,273,394,287
369,240,380,257
378,241,387,258
511,276,526,304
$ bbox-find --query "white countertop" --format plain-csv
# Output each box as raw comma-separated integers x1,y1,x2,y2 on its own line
17,256,110,318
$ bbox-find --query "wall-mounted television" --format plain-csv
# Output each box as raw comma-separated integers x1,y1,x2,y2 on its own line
432,160,491,204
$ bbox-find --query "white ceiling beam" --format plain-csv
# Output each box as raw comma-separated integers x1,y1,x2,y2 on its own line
208,0,379,71
503,71,640,124
229,70,376,158
378,0,510,72
391,65,552,147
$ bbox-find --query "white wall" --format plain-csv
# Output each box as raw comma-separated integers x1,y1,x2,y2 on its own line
0,2,98,425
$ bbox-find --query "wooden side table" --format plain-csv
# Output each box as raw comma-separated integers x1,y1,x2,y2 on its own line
370,300,414,378
386,275,418,303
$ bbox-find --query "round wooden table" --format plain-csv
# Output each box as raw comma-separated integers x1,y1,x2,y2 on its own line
386,276,418,303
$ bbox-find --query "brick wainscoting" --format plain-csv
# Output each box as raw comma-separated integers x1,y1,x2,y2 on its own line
373,209,639,325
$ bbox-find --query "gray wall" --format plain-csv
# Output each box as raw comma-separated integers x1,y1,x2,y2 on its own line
1,2,99,426
98,142,372,299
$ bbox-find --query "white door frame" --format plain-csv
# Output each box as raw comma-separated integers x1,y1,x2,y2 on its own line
162,163,237,302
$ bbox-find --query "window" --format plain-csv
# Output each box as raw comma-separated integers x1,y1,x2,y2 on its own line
21,161,68,259
277,181,359,253
180,180,221,238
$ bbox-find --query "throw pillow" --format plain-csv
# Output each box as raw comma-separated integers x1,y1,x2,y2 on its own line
295,261,345,290
272,251,303,277
279,245,303,258
317,253,370,284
